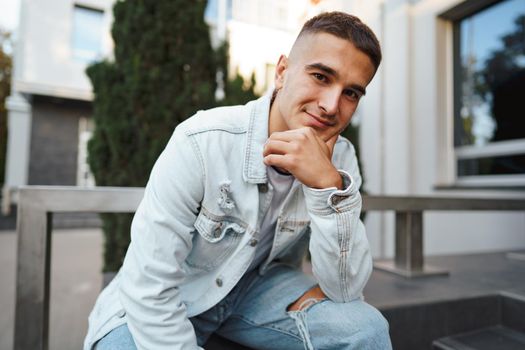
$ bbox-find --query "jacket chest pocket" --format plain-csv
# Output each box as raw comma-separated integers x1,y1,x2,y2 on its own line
185,212,246,271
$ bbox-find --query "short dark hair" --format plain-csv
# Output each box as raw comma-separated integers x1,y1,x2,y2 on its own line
298,11,382,71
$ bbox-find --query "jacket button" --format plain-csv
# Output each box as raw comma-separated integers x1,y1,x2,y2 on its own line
258,183,268,193
216,278,223,287
117,309,126,318
249,239,258,247
332,195,344,205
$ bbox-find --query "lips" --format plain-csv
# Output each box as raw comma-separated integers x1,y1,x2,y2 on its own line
305,112,336,128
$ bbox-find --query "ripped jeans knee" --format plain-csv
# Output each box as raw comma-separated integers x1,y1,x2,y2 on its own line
286,285,328,350
287,298,328,350
288,297,393,350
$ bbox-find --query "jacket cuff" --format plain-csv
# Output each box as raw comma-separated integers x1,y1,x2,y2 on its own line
303,170,359,214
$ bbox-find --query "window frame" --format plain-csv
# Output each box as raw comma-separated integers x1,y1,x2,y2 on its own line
440,0,525,187
71,4,105,63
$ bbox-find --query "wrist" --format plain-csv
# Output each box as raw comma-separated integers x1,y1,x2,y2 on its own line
315,168,343,189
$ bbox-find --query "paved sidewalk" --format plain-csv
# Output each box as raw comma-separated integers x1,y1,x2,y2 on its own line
0,229,103,350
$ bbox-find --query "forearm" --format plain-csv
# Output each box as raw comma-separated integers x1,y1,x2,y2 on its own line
119,125,205,349
303,170,373,302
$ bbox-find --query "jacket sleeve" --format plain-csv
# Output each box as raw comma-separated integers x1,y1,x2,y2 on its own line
302,138,372,303
119,126,205,350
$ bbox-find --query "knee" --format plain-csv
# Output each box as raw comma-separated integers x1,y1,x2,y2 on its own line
359,305,390,343
309,300,391,348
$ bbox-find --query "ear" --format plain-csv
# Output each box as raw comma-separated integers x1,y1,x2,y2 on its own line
274,54,288,89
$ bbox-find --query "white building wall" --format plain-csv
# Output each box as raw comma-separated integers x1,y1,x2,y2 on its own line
227,0,345,93
4,94,31,188
13,0,113,101
227,20,296,93
4,0,114,195
345,0,525,258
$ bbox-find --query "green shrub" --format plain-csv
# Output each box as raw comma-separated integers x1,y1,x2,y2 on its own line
0,31,11,187
88,0,258,271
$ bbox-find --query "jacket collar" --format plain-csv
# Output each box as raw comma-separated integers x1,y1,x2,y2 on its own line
243,92,272,184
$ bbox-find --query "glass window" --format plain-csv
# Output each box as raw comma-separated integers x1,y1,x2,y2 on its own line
205,0,218,23
259,0,289,30
458,155,525,176
72,5,104,62
232,0,290,30
205,0,233,23
454,0,525,180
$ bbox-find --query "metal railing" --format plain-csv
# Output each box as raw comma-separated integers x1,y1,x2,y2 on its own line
364,196,525,277
13,186,525,350
14,186,143,350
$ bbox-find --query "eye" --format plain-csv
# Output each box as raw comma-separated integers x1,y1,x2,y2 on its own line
344,89,361,102
312,73,327,82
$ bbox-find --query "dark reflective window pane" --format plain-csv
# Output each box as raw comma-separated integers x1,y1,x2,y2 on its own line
458,154,525,176
456,0,525,147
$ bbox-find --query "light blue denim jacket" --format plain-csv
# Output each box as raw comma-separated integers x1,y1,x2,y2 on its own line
84,93,372,350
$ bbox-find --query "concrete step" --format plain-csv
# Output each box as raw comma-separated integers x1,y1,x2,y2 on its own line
433,325,525,350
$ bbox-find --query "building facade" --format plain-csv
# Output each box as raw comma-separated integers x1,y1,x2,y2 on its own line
345,0,525,257
5,0,113,194
4,0,525,255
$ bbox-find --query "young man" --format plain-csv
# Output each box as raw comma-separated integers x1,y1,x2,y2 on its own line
85,11,392,350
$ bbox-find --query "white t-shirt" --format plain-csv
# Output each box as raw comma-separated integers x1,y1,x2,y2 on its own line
247,166,295,272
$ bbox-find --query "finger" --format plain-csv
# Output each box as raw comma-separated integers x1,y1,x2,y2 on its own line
308,131,333,158
263,139,294,157
268,127,314,142
263,154,292,172
268,131,295,142
295,126,318,140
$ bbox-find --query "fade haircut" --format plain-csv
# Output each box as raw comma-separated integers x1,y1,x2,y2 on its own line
298,11,382,72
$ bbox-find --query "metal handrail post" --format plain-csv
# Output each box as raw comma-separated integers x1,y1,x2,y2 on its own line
14,191,51,350
13,186,144,350
364,195,525,278
395,211,423,271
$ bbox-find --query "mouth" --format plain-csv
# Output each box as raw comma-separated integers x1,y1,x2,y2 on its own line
305,112,336,128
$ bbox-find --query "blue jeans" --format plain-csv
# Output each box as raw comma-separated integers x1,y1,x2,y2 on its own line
95,264,392,349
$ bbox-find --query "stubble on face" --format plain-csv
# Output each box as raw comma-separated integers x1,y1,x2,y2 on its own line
269,32,376,141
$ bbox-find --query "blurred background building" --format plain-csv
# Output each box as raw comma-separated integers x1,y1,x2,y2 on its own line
2,0,524,256
351,0,525,258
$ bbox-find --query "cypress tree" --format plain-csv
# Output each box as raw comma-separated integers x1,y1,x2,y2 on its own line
87,0,219,272
88,0,259,272
0,30,11,186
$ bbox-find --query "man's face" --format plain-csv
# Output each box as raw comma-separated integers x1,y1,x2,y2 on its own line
269,32,376,141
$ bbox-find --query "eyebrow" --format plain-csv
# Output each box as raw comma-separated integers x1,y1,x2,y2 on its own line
305,62,367,96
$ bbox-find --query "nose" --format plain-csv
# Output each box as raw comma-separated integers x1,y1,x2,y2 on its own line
318,88,340,116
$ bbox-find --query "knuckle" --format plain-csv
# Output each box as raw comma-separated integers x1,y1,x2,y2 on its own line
287,156,298,169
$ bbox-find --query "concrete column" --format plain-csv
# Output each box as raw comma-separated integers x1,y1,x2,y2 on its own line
382,0,414,195
5,93,32,189
348,0,416,196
